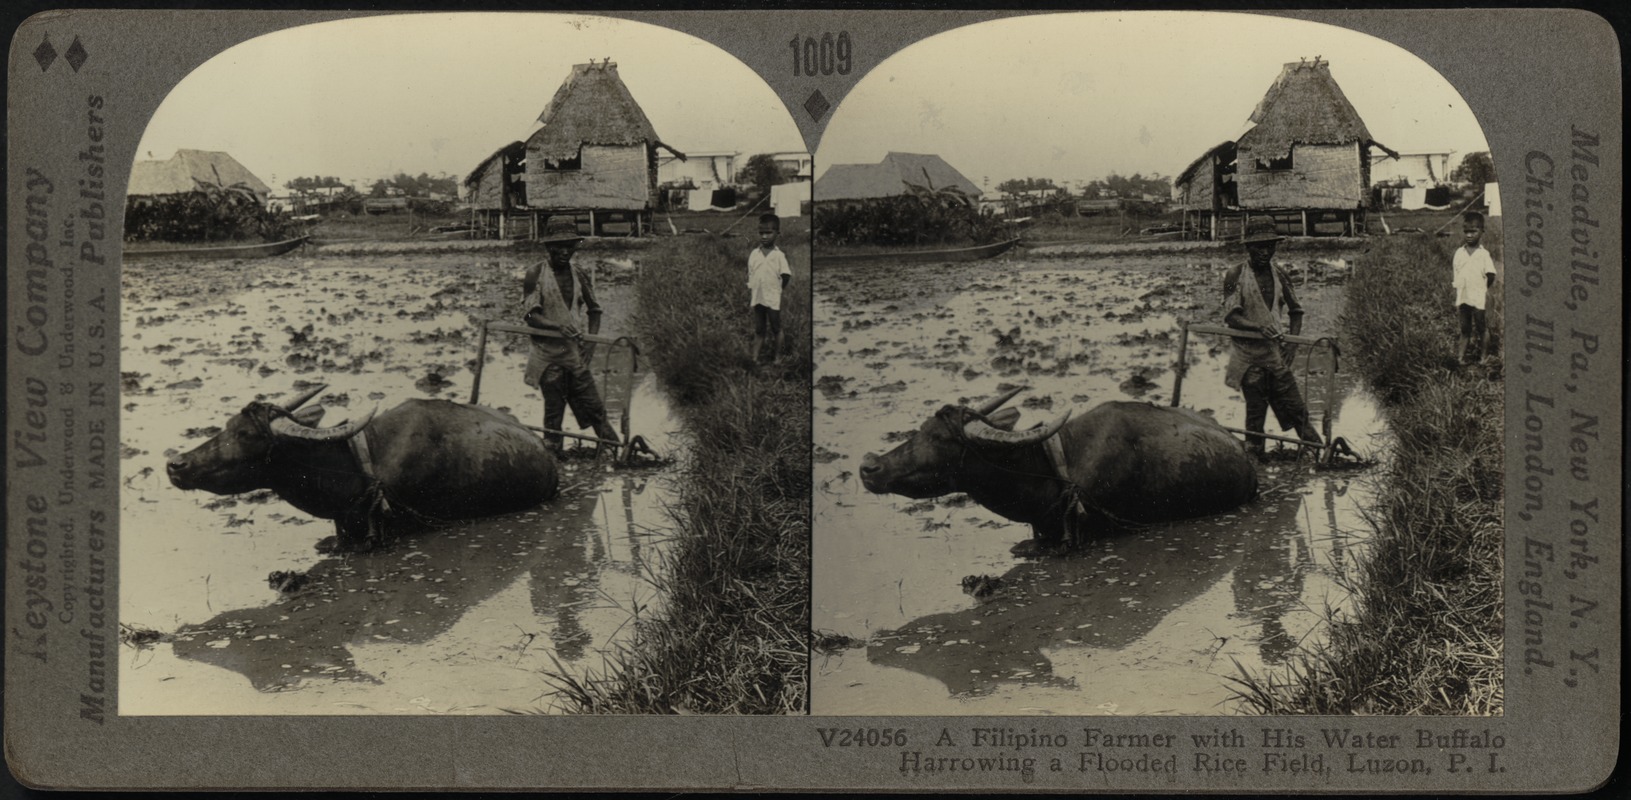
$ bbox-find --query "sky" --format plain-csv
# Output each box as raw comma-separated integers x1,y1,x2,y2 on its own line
814,12,1492,191
134,14,806,192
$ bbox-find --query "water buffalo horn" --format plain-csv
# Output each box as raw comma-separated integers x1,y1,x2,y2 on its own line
963,409,1070,447
279,384,328,412
270,405,376,442
972,386,1026,416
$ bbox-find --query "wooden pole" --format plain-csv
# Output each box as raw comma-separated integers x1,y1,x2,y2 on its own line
1218,425,1324,448
469,323,491,404
1171,321,1190,407
1184,323,1330,348
483,320,625,346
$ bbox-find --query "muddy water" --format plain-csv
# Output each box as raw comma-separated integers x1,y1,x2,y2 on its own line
813,253,1386,715
119,253,682,715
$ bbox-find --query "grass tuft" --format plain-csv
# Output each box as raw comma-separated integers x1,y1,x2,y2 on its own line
1233,233,1504,716
541,231,810,714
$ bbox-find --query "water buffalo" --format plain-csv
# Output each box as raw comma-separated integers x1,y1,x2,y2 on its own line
859,387,1257,555
167,384,559,551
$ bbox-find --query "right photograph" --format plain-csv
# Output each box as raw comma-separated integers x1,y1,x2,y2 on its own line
811,12,1501,716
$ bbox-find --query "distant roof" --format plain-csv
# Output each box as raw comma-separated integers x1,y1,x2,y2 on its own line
527,61,678,161
1175,141,1236,188
1238,59,1376,158
814,152,982,201
128,150,270,197
464,141,525,188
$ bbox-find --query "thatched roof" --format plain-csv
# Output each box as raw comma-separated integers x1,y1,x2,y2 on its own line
464,140,525,189
527,61,679,161
128,149,270,197
1238,59,1378,159
813,152,982,201
1175,141,1236,188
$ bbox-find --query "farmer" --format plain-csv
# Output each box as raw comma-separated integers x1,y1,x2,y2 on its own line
522,217,620,456
1221,219,1322,459
1452,211,1497,364
747,212,792,364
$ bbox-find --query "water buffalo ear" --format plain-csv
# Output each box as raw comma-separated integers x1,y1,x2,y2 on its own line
987,407,1022,431
292,405,326,427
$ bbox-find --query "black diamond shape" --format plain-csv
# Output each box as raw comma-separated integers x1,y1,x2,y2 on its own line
803,90,831,122
64,36,88,73
33,35,57,72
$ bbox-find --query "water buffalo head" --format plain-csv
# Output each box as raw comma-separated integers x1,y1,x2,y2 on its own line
859,387,1069,498
167,384,375,495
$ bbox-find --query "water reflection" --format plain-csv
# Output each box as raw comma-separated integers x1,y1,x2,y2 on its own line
867,476,1365,695
170,475,667,692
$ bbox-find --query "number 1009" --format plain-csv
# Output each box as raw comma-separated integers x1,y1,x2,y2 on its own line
790,33,852,76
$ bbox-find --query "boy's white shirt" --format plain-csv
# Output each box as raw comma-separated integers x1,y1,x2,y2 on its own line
748,245,792,309
1452,244,1497,309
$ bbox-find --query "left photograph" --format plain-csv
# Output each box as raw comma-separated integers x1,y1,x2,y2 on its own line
118,13,811,715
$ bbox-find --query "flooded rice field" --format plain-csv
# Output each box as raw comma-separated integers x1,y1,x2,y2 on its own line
812,251,1386,715
118,251,681,715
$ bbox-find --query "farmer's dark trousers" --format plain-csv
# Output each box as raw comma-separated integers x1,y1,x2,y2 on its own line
1241,365,1320,452
540,363,616,450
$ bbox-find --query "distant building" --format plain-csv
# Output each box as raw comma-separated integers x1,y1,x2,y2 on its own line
813,151,981,207
657,149,737,190
127,149,271,205
1371,151,1453,188
523,60,684,236
768,152,813,181
1172,58,1398,239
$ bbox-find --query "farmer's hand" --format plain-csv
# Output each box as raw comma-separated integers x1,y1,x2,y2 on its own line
559,323,582,340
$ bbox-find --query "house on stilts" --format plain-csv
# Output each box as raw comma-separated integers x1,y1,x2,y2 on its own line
462,141,527,237
1173,58,1397,240
524,59,682,237
461,60,683,239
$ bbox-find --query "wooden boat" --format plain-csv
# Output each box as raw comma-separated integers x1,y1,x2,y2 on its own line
815,237,1022,265
123,236,310,261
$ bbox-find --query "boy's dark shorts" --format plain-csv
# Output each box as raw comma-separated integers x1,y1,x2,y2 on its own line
1457,303,1487,337
752,304,782,336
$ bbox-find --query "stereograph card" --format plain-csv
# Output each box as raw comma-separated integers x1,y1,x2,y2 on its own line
3,7,1621,792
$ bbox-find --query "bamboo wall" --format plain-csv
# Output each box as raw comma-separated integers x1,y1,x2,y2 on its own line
526,144,650,211
1175,173,1215,211
1236,143,1363,210
469,161,507,211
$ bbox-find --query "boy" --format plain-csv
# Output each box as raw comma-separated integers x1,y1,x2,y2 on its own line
1452,211,1497,363
747,212,792,364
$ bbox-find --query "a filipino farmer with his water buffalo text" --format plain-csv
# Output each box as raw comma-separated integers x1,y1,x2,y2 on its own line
1221,219,1322,458
522,217,621,456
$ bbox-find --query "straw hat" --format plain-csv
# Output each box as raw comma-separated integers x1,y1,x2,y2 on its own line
1243,219,1283,244
541,218,583,244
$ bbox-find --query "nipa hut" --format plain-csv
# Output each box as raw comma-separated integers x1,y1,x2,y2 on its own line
523,60,683,236
127,149,271,205
1174,58,1397,240
813,151,981,208
461,141,527,236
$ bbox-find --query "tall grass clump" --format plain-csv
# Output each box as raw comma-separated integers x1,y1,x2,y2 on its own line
544,232,810,714
1234,233,1504,715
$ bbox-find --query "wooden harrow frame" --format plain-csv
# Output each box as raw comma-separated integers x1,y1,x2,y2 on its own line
1172,322,1365,467
468,320,660,466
